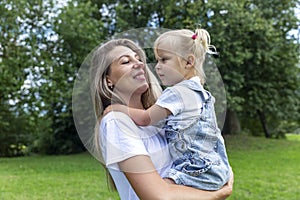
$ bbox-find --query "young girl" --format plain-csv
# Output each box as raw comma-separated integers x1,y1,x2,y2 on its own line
105,29,231,191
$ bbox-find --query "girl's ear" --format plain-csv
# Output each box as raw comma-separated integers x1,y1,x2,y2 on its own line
185,54,195,69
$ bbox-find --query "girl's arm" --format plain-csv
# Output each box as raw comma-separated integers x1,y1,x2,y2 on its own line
105,104,171,126
119,155,233,200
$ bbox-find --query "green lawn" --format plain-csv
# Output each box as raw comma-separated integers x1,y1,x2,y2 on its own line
225,134,300,200
0,153,119,200
0,134,299,200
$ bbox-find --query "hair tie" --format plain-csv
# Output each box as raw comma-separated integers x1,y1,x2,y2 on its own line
192,33,198,40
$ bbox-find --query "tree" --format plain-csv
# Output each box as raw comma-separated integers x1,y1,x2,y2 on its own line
35,1,106,154
1,0,299,157
188,0,300,137
33,0,300,142
0,0,106,155
237,0,300,137
0,0,47,156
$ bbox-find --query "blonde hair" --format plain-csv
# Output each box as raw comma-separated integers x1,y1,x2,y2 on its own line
153,28,216,85
90,38,162,190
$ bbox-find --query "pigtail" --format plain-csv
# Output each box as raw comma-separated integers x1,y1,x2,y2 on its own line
192,28,217,55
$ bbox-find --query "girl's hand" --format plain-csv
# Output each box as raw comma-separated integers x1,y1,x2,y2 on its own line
103,105,113,116
103,104,126,116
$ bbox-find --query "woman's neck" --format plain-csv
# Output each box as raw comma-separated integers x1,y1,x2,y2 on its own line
128,95,144,109
118,92,144,109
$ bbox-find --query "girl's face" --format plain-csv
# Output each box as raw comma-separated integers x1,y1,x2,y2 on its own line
155,43,187,86
106,46,149,97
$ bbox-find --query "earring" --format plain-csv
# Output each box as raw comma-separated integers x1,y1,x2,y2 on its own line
108,84,114,90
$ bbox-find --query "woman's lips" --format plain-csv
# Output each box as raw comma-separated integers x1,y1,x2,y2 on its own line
134,71,146,81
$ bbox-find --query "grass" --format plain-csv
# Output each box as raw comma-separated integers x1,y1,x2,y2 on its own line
0,134,299,200
225,134,300,200
0,153,119,200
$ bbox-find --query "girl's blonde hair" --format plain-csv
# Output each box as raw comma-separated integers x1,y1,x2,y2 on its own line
153,28,216,85
90,38,162,190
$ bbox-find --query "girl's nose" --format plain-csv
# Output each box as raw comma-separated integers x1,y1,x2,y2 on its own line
155,63,160,70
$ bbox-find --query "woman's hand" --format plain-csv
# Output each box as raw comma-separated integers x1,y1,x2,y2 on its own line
216,168,234,200
120,155,234,200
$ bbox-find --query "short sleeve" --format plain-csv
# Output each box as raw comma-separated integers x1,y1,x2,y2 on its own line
155,87,183,116
99,112,149,170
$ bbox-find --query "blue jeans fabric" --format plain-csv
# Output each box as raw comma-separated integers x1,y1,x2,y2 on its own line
165,90,231,190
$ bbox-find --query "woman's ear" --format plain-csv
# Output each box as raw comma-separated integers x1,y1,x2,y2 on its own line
185,54,195,69
106,76,114,88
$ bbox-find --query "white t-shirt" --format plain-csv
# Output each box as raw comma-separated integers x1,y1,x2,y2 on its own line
100,112,172,200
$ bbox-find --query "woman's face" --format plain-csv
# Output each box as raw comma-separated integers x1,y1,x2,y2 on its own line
106,45,149,97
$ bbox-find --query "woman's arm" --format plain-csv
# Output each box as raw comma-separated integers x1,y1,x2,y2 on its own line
119,155,233,200
105,104,171,126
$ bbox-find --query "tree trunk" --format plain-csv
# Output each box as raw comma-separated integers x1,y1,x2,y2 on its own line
257,110,271,138
222,108,241,135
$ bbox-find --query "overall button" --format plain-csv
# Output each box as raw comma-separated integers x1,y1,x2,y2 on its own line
175,140,187,152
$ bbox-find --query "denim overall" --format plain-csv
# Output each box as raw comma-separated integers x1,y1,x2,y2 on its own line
163,79,231,190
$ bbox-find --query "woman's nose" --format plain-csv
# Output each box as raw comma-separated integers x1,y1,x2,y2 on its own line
133,59,144,68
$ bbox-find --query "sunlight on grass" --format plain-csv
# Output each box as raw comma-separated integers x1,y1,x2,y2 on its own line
286,133,300,142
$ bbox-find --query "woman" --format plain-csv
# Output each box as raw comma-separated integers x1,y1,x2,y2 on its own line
90,38,233,200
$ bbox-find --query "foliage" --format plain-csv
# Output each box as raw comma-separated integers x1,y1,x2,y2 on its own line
0,0,107,156
0,0,299,156
0,109,32,157
33,1,106,155
0,0,49,156
201,0,300,137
